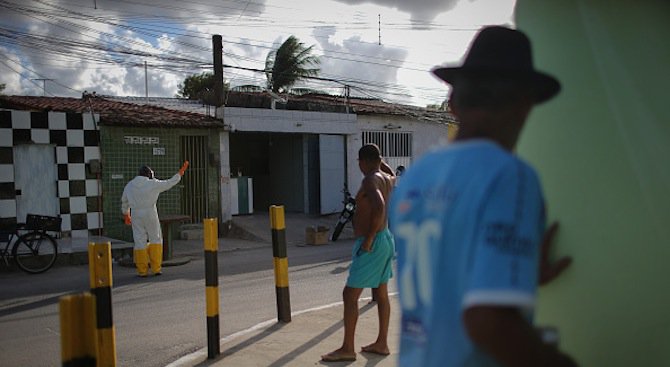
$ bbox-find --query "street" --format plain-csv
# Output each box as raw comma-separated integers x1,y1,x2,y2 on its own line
0,238,395,367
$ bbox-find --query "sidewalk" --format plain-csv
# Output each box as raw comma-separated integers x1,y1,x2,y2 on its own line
167,296,400,367
163,212,399,367
52,211,352,265
54,212,400,367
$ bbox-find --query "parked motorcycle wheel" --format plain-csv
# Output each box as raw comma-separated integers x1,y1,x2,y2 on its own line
331,221,346,242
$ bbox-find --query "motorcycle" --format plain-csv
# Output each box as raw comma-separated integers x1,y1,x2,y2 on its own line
330,187,356,242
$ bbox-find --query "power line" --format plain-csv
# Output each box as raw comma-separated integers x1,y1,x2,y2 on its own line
3,0,438,72
6,0,466,70
0,0,459,104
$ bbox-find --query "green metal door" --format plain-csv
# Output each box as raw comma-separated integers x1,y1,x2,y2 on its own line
180,136,208,223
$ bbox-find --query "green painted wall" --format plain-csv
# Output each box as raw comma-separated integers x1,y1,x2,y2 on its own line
100,126,220,242
516,1,670,365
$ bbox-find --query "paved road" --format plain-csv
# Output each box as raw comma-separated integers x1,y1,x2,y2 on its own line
0,237,383,367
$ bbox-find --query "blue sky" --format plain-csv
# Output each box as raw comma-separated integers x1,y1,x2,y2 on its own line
0,0,516,106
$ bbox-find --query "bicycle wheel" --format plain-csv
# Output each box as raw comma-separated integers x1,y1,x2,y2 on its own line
13,232,58,274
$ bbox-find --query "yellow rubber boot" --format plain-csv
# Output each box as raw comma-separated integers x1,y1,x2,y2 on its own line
133,249,149,277
148,243,163,275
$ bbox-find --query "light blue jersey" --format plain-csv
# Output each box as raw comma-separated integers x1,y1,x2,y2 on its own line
389,140,546,367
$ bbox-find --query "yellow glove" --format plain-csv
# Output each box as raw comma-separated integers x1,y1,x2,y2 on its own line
179,161,189,176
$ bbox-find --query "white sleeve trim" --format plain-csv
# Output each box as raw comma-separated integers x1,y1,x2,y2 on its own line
462,290,536,311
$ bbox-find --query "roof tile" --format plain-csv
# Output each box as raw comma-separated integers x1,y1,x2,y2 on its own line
0,95,224,128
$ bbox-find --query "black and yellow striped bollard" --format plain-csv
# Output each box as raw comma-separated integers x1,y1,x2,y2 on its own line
60,292,97,366
203,218,220,359
270,205,291,322
88,242,117,367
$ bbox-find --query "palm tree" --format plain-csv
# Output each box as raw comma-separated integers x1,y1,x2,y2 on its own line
265,35,320,93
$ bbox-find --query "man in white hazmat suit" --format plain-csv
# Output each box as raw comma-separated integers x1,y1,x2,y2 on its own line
122,161,189,276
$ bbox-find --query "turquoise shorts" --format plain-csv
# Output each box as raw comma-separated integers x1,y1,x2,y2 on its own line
346,228,395,288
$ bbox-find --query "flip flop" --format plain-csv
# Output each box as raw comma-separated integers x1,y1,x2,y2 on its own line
361,345,390,356
321,351,357,362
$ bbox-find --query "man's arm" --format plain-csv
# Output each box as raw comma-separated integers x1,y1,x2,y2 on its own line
463,166,577,366
121,187,130,215
154,162,189,193
360,176,385,252
153,173,182,193
464,306,578,367
121,186,132,224
539,222,573,286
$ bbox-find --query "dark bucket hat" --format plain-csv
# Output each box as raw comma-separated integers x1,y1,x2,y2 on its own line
432,26,561,104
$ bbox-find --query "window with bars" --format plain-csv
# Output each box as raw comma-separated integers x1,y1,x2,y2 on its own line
361,131,412,170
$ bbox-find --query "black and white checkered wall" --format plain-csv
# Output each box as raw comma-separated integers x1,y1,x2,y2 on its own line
0,110,102,237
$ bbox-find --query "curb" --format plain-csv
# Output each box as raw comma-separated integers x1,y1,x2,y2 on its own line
116,255,192,267
165,293,398,367
164,302,346,367
56,245,134,266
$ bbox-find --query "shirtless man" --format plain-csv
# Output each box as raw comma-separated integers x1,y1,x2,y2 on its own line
322,144,396,362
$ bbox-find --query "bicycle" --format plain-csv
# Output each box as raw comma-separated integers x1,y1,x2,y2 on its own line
0,214,60,274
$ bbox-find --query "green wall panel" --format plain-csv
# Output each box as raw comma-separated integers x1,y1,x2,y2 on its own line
515,1,670,365
100,126,220,241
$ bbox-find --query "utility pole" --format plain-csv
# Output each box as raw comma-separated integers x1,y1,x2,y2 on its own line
144,61,148,98
344,84,350,114
33,78,54,96
213,35,223,107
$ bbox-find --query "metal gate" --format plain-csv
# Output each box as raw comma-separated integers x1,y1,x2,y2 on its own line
361,131,412,170
180,136,208,223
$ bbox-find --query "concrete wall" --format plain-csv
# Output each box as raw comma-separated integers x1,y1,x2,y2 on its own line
219,131,232,225
0,110,102,238
220,106,455,215
516,1,670,365
223,107,358,134
349,114,453,194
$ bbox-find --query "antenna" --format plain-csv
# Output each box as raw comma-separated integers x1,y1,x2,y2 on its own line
378,14,381,45
32,78,54,96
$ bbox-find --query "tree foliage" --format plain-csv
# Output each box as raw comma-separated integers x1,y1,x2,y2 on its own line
265,36,320,93
177,72,228,103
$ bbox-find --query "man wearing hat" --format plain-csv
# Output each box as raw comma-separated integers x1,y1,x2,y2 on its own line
122,161,189,276
389,26,577,366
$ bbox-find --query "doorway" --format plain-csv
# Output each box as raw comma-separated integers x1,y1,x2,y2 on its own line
319,135,345,214
13,144,59,222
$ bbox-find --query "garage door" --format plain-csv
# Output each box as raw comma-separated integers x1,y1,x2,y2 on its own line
319,135,345,214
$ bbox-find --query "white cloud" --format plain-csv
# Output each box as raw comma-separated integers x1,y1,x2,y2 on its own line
0,0,515,106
